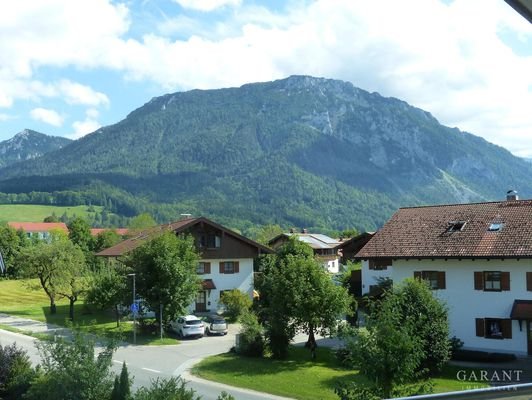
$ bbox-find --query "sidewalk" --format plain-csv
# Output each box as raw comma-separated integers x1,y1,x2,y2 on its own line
0,312,70,338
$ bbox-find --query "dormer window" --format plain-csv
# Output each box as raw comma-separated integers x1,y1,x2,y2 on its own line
447,221,466,232
488,223,503,232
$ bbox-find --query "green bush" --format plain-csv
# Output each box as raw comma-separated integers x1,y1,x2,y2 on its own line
219,290,252,322
237,311,265,357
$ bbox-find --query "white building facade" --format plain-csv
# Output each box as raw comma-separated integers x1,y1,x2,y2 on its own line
361,258,532,355
357,198,532,356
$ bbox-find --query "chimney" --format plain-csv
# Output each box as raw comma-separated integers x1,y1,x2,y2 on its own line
506,190,518,201
301,228,308,234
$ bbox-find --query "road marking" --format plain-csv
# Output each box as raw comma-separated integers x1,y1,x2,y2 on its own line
142,367,161,373
112,360,123,365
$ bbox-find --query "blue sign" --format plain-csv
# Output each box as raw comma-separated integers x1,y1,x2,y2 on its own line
130,303,139,314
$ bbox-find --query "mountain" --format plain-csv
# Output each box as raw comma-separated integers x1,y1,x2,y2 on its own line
1,76,531,233
0,129,71,168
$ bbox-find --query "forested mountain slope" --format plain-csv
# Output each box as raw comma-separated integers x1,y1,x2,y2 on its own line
1,76,530,232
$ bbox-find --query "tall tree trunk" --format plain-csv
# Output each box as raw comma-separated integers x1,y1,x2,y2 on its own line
50,298,57,315
69,297,75,321
114,304,121,328
305,324,317,359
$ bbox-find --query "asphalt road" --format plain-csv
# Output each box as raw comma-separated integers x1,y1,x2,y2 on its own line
0,323,291,400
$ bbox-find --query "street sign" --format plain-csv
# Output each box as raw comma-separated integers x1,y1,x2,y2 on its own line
130,302,139,315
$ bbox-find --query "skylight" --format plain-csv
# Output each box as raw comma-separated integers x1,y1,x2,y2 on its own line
447,221,466,232
488,223,503,232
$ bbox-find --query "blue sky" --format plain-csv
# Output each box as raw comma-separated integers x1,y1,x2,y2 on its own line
1,0,531,156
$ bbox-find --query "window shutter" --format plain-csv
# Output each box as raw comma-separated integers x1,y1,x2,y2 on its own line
475,318,485,337
501,272,510,291
474,272,483,290
414,271,422,280
501,319,512,339
234,261,239,273
219,262,224,274
205,262,211,274
437,271,446,289
527,272,532,291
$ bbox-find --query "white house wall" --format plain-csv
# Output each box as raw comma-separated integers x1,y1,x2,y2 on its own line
392,259,531,356
361,259,392,293
188,258,254,314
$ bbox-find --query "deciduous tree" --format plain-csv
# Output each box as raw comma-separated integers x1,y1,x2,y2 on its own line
125,232,200,325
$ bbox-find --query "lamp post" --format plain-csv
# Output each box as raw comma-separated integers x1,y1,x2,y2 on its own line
127,273,136,345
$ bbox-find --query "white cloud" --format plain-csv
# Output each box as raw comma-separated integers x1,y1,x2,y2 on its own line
30,108,64,127
70,109,101,139
173,0,242,12
0,113,14,122
58,80,109,107
1,0,532,156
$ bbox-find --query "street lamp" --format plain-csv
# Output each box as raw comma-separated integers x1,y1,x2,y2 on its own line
127,273,136,345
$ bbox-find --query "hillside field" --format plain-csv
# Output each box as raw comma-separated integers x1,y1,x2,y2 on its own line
0,204,102,223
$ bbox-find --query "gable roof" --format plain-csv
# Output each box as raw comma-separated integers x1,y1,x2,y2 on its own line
8,222,68,233
96,216,272,257
356,199,532,259
269,232,341,250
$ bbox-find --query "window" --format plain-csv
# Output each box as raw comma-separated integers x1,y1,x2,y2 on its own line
488,223,503,232
484,272,501,291
219,261,239,274
196,262,211,275
475,318,512,339
447,221,466,232
414,271,446,290
527,272,532,291
474,271,510,291
368,258,392,270
200,234,221,248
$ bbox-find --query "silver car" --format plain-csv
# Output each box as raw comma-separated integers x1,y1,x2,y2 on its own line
204,315,228,336
169,315,205,338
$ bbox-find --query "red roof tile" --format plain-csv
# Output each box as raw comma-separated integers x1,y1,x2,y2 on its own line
8,222,68,232
356,200,532,259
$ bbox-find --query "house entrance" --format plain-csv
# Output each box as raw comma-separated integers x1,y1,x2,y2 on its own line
195,291,207,312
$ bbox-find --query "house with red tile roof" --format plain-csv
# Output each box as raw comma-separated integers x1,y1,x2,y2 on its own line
97,216,272,314
356,192,532,356
8,222,68,240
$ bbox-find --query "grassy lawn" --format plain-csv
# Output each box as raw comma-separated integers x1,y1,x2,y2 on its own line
0,204,104,223
193,347,363,400
0,279,180,345
192,348,489,400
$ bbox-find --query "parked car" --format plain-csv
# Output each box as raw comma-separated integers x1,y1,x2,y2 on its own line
204,315,228,336
169,315,205,338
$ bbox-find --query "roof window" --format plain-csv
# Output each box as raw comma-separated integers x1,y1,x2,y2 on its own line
488,223,503,232
447,221,466,232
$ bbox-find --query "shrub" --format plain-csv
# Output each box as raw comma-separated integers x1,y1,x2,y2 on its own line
0,343,35,400
237,311,265,357
219,290,252,322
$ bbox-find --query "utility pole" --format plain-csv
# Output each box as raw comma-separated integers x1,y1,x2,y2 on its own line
128,273,136,345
